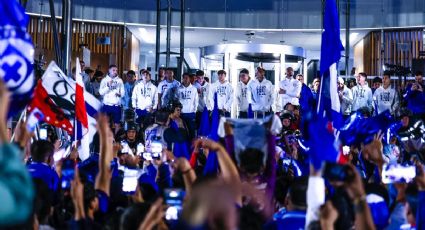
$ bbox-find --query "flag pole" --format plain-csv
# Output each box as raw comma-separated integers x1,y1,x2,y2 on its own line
10,108,27,142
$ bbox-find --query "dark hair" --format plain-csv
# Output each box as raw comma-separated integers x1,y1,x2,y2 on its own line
170,101,183,113
182,72,191,78
240,68,249,75
85,68,94,75
204,77,210,82
94,70,104,78
109,64,118,69
239,148,264,174
331,188,355,229
127,70,136,76
257,66,265,73
30,140,54,162
139,69,146,76
142,70,151,77
218,70,226,75
383,71,392,77
358,106,371,117
155,110,170,124
196,70,205,76
120,203,152,230
358,72,367,78
373,77,382,84
415,71,423,76
288,177,308,208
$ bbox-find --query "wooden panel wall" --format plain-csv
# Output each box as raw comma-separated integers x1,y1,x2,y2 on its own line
27,16,133,73
363,29,424,76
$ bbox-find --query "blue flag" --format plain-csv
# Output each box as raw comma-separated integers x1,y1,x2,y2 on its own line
198,106,210,137
339,110,395,146
247,103,254,118
307,116,340,170
317,0,344,129
0,0,35,118
204,92,219,176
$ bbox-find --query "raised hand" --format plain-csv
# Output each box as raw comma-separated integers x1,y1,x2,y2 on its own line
362,130,384,167
138,198,165,230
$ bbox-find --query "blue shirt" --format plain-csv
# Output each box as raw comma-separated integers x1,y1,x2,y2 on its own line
267,210,306,230
27,162,59,192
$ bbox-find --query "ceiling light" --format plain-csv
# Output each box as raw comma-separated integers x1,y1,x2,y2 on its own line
138,28,155,44
148,50,153,54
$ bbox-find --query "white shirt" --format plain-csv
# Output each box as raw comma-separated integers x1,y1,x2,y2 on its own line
373,86,399,115
236,80,251,112
178,84,199,114
132,80,158,110
279,77,301,108
351,84,373,112
157,79,181,107
247,78,274,112
209,81,234,111
99,75,125,106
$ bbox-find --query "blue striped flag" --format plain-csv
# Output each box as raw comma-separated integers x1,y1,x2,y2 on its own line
317,0,344,129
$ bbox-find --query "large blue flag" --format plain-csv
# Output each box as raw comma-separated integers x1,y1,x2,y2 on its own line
203,92,219,176
317,0,344,129
198,106,210,137
0,0,35,118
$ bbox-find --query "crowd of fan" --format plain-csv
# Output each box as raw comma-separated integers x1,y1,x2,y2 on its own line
1,62,425,230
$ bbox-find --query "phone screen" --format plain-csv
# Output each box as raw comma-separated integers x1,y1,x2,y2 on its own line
39,128,48,140
61,159,75,189
164,189,186,221
382,164,416,184
122,168,140,194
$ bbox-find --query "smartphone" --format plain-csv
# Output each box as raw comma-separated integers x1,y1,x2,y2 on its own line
122,168,140,194
164,188,186,221
61,159,75,190
382,164,416,184
322,162,351,182
39,128,48,140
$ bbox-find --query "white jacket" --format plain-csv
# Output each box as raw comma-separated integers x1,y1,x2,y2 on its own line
247,79,274,112
373,86,399,115
178,84,199,114
279,77,301,108
132,80,158,110
195,82,210,111
236,80,251,112
351,84,373,112
209,81,234,111
99,75,125,106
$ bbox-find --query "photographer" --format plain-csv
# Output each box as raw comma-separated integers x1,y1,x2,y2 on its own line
404,71,425,120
